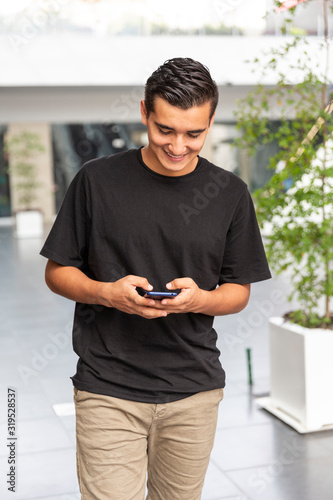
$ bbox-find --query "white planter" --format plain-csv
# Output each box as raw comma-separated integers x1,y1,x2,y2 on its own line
15,210,44,238
257,317,333,433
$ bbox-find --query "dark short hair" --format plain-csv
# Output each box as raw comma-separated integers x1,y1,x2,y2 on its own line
144,57,219,121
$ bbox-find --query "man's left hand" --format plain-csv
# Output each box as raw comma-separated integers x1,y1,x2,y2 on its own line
150,278,206,314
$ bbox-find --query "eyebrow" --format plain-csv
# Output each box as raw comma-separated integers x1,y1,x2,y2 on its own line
154,121,207,134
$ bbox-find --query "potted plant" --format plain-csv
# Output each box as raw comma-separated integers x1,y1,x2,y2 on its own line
235,0,333,432
5,130,45,238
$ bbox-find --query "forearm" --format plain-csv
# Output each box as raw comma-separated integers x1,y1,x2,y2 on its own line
195,283,251,316
45,261,251,318
45,260,105,305
44,260,168,319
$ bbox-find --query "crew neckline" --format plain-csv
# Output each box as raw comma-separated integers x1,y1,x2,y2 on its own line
137,147,203,180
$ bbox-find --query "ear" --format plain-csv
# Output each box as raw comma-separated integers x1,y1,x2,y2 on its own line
140,100,148,126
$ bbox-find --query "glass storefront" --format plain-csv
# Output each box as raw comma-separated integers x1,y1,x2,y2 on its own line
0,121,281,217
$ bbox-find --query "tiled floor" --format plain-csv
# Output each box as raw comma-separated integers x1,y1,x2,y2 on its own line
1,224,333,500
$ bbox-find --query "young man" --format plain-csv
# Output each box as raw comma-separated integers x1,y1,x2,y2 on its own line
41,58,271,500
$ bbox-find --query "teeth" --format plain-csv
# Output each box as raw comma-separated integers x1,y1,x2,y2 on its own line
167,152,184,158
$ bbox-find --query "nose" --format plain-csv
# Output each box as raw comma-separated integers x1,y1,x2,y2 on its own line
168,135,187,155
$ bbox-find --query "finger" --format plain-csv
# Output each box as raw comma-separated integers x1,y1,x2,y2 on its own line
160,295,182,306
166,278,193,290
139,306,168,319
132,293,169,310
153,299,170,307
131,293,155,307
154,295,184,308
127,275,153,292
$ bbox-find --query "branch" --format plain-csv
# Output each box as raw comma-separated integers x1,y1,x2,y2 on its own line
289,99,333,162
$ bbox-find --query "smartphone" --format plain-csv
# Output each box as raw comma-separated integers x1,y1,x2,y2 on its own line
145,291,179,300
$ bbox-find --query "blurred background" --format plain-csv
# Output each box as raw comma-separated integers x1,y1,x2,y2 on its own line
0,0,331,221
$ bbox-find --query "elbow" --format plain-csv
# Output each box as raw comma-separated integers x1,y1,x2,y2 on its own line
237,299,250,314
45,273,54,293
44,260,60,293
241,284,251,311
234,284,251,313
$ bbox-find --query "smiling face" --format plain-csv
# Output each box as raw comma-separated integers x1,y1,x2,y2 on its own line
140,97,215,177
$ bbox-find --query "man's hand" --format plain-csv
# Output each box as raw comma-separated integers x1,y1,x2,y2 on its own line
149,278,206,314
151,278,251,316
99,275,168,319
45,261,168,320
45,260,250,319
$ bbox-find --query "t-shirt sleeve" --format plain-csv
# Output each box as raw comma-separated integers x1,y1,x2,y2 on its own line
40,167,91,270
219,188,271,285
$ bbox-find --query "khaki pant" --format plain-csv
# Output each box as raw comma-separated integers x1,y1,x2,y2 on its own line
74,387,223,500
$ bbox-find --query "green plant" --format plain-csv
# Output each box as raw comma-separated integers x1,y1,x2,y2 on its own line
5,130,45,211
235,0,333,328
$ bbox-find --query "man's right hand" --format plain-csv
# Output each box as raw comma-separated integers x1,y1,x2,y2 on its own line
99,275,168,319
45,261,167,320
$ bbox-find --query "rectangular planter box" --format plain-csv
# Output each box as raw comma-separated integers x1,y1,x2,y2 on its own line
15,210,44,238
257,317,333,433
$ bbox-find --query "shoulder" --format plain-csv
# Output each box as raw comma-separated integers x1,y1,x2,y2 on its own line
65,149,140,199
82,149,138,177
198,156,248,197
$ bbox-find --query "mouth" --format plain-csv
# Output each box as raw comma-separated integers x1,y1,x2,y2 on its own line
164,150,187,161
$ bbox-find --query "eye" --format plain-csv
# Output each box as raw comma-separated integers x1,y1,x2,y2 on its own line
158,128,171,135
188,133,200,139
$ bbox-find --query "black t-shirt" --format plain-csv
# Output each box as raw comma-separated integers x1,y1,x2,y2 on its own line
40,148,271,403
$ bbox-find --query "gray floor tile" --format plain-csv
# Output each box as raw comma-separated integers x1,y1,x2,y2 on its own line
202,460,244,499
227,455,333,500
0,386,54,424
0,448,79,499
0,356,44,391
0,415,72,456
310,432,333,453
211,497,249,500
211,422,332,471
58,415,77,447
13,346,77,383
38,377,76,407
39,494,81,500
214,497,249,500
217,393,273,430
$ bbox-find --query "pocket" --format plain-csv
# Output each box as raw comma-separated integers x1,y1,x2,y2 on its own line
217,387,224,403
204,387,224,404
73,386,81,404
